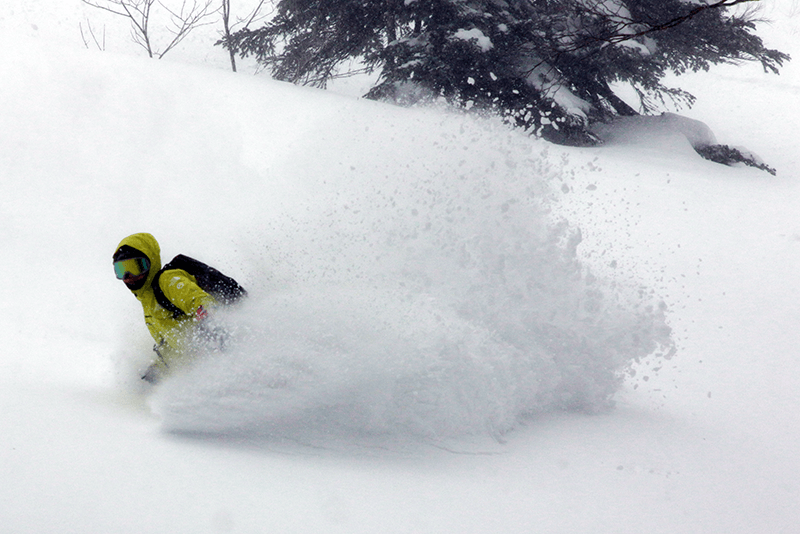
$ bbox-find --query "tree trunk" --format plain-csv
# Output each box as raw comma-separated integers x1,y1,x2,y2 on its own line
222,0,237,72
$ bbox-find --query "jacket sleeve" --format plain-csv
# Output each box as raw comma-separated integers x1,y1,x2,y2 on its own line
159,269,216,316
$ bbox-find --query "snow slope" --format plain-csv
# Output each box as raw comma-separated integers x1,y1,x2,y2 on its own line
1,2,799,533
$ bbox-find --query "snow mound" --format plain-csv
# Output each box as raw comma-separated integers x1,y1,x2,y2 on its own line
590,112,718,150
590,112,778,174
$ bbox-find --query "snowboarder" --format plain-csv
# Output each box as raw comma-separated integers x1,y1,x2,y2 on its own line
113,232,243,383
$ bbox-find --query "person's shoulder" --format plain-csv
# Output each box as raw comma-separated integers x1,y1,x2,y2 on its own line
158,268,197,291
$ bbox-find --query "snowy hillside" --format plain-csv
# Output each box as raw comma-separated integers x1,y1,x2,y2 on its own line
1,1,799,533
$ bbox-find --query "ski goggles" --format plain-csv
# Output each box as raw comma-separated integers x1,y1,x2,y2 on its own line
113,257,150,279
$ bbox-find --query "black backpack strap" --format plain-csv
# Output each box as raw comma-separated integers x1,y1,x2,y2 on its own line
151,268,186,319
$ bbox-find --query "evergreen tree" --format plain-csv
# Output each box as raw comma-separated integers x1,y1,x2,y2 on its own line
221,0,788,145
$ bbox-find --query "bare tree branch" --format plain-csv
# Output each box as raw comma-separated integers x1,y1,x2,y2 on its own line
79,18,107,51
239,0,269,29
82,0,217,59
158,0,219,58
564,0,761,52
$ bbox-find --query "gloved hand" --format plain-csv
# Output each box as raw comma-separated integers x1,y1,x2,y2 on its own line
194,305,210,321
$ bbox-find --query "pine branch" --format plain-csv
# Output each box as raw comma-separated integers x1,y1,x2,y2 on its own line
573,0,762,50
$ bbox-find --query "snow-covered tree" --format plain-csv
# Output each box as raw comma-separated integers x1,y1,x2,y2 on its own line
221,0,789,145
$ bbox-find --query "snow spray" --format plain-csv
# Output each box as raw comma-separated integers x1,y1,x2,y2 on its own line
149,119,674,440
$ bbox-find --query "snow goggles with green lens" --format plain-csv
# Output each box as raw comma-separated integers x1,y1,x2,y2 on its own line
114,257,150,279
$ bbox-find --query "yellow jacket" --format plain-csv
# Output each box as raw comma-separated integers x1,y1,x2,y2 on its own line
116,233,216,370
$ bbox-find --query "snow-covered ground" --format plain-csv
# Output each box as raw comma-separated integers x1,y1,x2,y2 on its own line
1,2,799,533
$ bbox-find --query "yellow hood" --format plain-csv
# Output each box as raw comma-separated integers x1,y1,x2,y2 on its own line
114,232,162,296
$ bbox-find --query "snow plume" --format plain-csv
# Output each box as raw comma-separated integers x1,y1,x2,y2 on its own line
150,136,674,440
